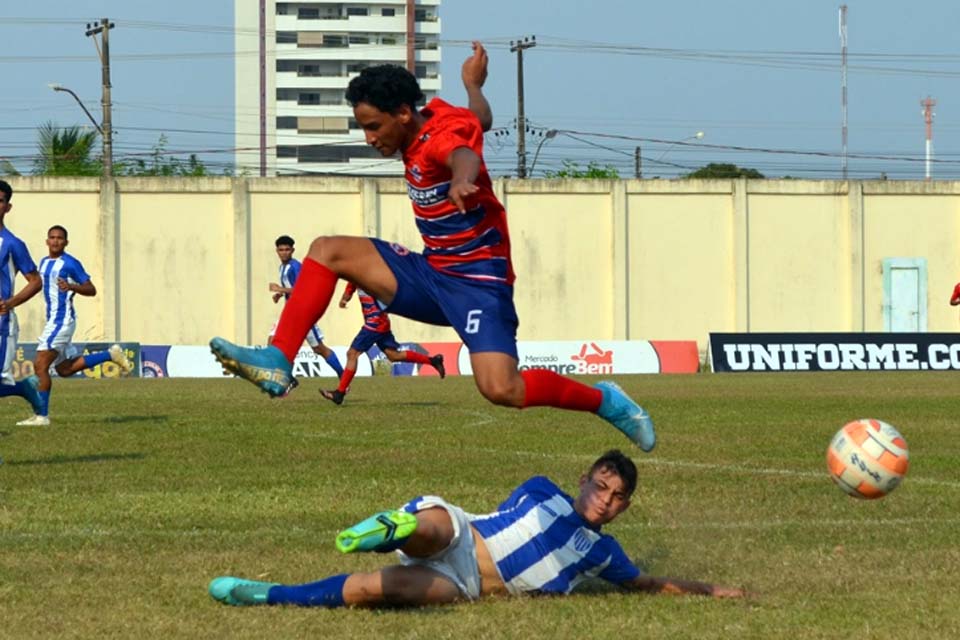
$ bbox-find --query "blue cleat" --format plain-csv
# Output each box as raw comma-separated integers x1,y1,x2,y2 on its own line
209,337,294,398
17,375,43,416
209,576,277,606
335,510,418,554
595,381,656,452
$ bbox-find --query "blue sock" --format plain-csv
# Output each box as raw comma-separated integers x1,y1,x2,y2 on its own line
325,353,344,378
84,351,112,369
268,574,349,607
39,391,50,417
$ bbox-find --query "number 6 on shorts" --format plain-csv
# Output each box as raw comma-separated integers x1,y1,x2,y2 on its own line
465,309,482,334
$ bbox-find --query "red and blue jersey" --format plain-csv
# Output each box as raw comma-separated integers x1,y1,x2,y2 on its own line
402,98,515,286
345,282,390,333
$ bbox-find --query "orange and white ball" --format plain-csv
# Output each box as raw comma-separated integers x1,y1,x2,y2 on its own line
826,419,909,499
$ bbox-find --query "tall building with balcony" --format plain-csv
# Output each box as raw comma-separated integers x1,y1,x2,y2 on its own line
235,1,441,176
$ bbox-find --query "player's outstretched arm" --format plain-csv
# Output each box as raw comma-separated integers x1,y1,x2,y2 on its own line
447,148,481,213
462,41,492,132
624,575,746,599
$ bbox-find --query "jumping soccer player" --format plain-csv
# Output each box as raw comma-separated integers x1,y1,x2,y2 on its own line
320,281,445,405
269,235,344,378
0,179,44,424
211,42,655,452
209,450,745,608
16,225,134,426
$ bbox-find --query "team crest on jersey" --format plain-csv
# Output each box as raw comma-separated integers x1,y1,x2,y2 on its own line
390,242,410,256
572,530,592,553
410,164,422,181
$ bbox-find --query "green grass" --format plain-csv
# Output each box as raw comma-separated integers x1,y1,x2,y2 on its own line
1,373,958,639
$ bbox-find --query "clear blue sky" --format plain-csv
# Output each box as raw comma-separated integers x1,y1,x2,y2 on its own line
3,1,959,178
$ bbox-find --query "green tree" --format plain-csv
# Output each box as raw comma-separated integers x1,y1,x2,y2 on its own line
544,160,620,179
33,121,101,176
119,135,209,177
684,163,764,179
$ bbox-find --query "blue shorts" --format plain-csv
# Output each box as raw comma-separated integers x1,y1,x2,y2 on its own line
351,328,401,354
371,239,519,359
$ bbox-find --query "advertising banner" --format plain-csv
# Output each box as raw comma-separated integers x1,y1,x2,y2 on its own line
139,340,700,378
457,340,698,376
141,345,362,378
710,332,960,372
13,342,141,380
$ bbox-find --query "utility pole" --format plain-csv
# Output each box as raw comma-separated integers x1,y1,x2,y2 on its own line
921,96,936,181
86,18,115,177
510,36,536,178
634,146,642,178
839,5,848,180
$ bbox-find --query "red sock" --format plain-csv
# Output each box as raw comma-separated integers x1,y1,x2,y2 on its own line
272,259,338,362
402,351,431,365
521,369,603,412
337,368,357,394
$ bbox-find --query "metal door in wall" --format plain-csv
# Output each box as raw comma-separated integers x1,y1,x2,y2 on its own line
883,258,927,332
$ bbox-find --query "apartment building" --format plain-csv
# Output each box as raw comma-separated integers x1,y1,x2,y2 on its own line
235,0,442,176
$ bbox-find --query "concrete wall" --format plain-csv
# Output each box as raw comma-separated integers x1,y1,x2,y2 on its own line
6,176,960,352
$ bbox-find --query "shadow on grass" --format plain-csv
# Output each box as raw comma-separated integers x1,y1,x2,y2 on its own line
392,401,442,408
103,415,170,425
3,452,146,466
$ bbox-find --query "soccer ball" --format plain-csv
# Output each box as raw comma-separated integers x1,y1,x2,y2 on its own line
826,419,910,499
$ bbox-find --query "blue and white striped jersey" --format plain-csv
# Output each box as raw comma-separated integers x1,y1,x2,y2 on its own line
403,476,640,595
279,258,301,301
38,253,90,325
0,227,37,330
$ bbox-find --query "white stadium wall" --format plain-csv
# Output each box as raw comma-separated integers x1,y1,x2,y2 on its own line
7,176,960,353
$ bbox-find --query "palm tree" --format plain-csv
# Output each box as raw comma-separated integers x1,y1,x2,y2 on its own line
33,121,101,176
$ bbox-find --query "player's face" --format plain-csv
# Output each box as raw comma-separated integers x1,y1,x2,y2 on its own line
46,229,68,256
276,244,294,262
574,467,631,527
0,192,10,217
353,102,413,156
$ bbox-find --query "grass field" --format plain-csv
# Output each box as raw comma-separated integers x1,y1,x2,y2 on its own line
1,372,958,639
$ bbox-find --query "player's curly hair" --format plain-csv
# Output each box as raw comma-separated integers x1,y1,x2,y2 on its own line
275,235,295,247
345,65,424,113
589,450,638,496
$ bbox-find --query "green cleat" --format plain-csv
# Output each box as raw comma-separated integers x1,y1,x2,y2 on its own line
335,510,418,554
209,576,278,606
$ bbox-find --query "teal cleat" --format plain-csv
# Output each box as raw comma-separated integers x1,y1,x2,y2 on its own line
335,510,418,554
595,381,656,452
209,337,294,398
17,375,43,416
209,576,277,606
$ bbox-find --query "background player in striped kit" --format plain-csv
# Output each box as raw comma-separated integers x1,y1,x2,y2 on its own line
320,281,445,405
0,179,44,425
209,450,745,608
17,225,133,426
269,235,343,379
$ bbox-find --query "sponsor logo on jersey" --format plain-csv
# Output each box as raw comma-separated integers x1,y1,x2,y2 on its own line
406,180,450,207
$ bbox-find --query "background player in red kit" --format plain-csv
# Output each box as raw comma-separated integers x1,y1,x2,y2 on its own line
320,282,445,405
211,42,655,452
